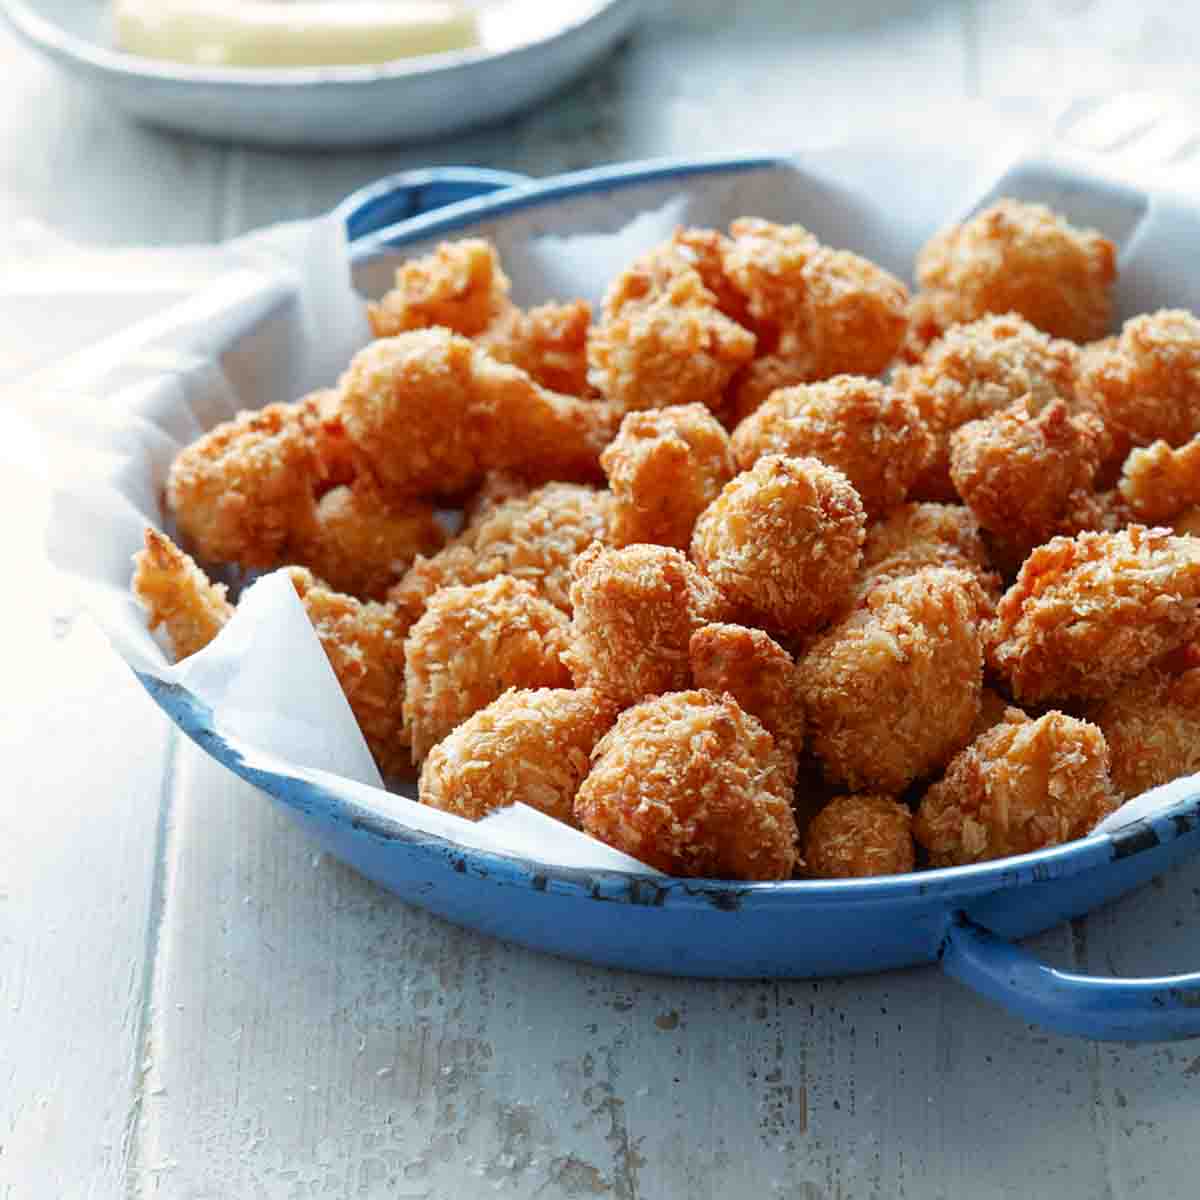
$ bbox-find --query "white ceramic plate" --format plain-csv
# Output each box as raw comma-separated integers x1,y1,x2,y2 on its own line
0,0,639,147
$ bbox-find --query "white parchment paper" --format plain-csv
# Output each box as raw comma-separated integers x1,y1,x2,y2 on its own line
10,133,1200,873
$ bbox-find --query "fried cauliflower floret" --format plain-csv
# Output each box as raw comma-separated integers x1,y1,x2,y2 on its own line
133,527,234,660
1090,665,1200,800
564,543,729,706
477,298,593,396
948,396,1108,558
166,401,318,569
804,795,915,878
720,217,910,379
914,709,1117,866
297,481,446,601
1076,310,1200,456
731,376,933,517
669,226,752,324
587,264,756,415
418,687,619,823
688,622,805,750
892,313,1080,500
391,482,612,618
287,567,413,778
988,527,1200,703
913,199,1116,345
860,502,999,598
574,690,800,879
1117,436,1200,523
367,238,506,338
796,567,985,792
340,330,620,498
690,455,865,638
403,575,571,762
600,404,736,549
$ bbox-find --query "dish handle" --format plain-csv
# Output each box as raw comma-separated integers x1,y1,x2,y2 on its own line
334,167,532,243
942,912,1200,1042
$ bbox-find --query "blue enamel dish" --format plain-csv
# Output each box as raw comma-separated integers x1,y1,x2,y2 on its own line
140,150,1200,1041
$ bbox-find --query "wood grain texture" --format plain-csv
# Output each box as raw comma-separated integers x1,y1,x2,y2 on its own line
5,1,1200,1196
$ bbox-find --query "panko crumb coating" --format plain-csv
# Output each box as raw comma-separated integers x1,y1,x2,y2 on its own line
299,481,446,601
1077,310,1200,456
167,400,318,569
971,686,1017,741
600,404,736,549
462,470,534,530
1091,666,1200,800
691,455,866,638
340,329,620,499
133,527,234,660
368,238,505,338
731,376,933,517
391,482,612,618
286,567,413,778
689,622,806,750
796,567,986,792
988,527,1200,703
296,389,356,491
1117,436,1200,524
720,218,910,382
726,355,815,427
913,199,1117,346
804,795,915,879
914,709,1117,866
948,396,1108,557
564,543,729,706
418,687,619,823
859,501,1000,599
587,262,756,415
892,313,1080,501
574,690,800,879
403,575,571,762
477,298,593,396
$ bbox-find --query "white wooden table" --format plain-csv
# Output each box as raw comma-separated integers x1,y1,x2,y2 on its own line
5,2,1200,1196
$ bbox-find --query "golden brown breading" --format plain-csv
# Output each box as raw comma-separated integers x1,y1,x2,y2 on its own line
367,238,506,338
948,396,1108,558
339,330,620,498
574,690,800,879
1058,487,1135,536
600,404,736,549
669,226,753,325
418,687,619,823
461,470,534,530
913,199,1116,345
688,622,805,750
1076,310,1200,456
287,566,413,778
690,455,866,638
297,480,446,601
721,218,910,381
1117,436,1200,524
586,264,756,415
403,575,571,762
859,501,999,598
971,686,1017,741
166,401,318,569
914,709,1117,866
731,376,933,517
391,482,612,618
725,355,814,427
133,527,234,660
803,794,915,878
1090,665,1200,799
564,543,729,706
892,313,1080,501
296,388,357,491
796,567,985,792
988,526,1200,703
477,298,593,396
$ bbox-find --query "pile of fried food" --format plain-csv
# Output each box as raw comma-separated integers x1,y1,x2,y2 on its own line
132,200,1200,881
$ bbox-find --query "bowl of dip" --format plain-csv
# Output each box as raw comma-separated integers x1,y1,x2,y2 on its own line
0,0,640,147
